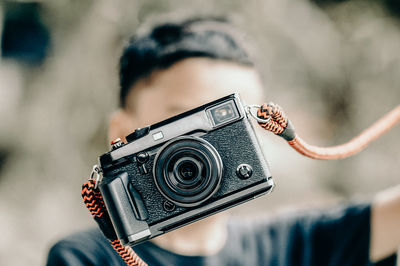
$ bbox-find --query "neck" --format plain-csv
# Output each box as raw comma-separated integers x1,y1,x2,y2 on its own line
150,213,229,256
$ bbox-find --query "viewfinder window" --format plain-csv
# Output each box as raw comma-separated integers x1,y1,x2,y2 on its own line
207,101,239,127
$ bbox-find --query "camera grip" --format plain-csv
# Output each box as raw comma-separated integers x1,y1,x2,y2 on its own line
99,172,151,245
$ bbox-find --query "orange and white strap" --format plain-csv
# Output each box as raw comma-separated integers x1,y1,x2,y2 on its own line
82,179,147,266
254,103,400,160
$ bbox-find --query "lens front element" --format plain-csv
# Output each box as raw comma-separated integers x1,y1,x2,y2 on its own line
175,158,200,182
153,136,223,207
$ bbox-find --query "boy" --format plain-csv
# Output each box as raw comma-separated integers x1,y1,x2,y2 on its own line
47,18,399,266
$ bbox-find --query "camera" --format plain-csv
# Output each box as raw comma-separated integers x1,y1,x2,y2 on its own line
98,93,274,246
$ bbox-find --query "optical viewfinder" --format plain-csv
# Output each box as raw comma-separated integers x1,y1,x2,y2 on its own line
207,101,239,127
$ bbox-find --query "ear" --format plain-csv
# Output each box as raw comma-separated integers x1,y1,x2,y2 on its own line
108,110,137,143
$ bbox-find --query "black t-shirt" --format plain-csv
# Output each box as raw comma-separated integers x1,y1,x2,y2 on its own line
46,202,397,266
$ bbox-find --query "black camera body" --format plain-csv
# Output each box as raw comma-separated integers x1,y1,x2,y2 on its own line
98,94,274,246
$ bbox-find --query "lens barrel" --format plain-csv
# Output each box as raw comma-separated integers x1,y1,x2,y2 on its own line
153,136,223,207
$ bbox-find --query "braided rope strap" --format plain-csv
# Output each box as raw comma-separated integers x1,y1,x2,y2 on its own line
82,180,148,266
257,103,400,160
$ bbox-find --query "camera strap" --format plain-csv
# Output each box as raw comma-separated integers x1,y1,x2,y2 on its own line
247,102,400,160
82,171,148,266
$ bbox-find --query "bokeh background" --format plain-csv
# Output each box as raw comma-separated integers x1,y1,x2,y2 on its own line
0,0,399,265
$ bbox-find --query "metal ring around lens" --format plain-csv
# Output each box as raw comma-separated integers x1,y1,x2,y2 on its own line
153,136,223,208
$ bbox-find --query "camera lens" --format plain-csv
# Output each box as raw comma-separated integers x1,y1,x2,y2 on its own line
153,136,223,208
176,160,199,181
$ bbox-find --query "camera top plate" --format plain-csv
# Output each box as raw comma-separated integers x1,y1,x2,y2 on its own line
99,93,246,171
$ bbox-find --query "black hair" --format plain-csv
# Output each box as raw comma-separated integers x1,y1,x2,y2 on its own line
119,18,254,107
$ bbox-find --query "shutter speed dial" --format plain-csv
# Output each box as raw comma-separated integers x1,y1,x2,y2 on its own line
126,126,151,142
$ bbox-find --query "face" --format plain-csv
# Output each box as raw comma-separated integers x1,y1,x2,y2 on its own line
109,57,265,142
108,57,265,241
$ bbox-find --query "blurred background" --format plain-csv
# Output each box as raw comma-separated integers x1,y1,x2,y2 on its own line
0,0,399,265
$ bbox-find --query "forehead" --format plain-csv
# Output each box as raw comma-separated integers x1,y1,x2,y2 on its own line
125,58,264,123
